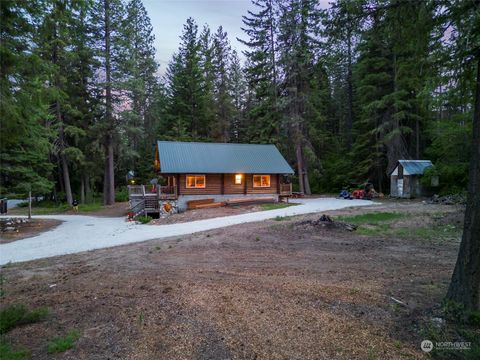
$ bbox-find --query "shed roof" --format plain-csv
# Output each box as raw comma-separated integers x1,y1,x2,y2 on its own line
392,160,433,176
157,141,294,174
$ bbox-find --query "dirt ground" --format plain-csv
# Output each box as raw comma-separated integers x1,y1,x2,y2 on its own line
0,201,466,359
0,219,62,244
152,203,297,225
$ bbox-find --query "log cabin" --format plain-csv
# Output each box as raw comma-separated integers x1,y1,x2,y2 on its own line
128,141,294,216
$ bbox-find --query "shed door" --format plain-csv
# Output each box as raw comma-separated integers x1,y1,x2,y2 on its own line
397,179,404,196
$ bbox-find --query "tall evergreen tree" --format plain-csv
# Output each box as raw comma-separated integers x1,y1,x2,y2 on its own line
165,18,207,140
238,0,280,143
211,26,235,142
119,0,159,181
0,0,54,197
91,0,126,205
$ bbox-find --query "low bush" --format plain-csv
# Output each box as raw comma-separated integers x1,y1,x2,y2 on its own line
47,330,81,353
115,187,129,202
137,215,152,224
0,304,49,334
0,340,29,360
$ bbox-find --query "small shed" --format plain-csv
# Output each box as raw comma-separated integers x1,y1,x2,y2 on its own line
390,160,433,198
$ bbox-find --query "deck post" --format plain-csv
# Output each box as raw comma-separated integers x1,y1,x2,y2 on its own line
221,174,225,195
244,174,248,195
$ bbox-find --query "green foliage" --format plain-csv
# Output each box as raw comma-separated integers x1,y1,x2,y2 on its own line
259,203,296,211
136,215,152,224
425,118,472,194
0,304,49,334
468,311,480,327
47,330,81,354
0,340,29,360
115,187,129,202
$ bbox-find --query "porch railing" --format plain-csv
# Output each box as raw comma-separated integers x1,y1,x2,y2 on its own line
128,185,178,199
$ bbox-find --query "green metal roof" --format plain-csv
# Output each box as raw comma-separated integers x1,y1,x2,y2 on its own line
397,160,433,175
157,141,294,174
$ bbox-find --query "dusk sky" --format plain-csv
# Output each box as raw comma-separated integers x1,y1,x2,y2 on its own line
143,0,331,75
143,0,255,74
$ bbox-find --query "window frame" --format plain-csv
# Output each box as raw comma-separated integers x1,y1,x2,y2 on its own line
186,174,206,189
234,174,242,185
253,174,271,188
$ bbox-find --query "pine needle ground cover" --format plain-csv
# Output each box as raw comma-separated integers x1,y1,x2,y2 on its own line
0,201,473,359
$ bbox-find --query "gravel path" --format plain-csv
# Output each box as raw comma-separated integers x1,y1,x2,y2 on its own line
0,198,373,265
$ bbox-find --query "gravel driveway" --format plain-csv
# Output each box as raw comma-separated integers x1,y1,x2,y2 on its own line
0,198,373,265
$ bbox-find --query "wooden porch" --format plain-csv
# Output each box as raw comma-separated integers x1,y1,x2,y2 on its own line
128,185,178,217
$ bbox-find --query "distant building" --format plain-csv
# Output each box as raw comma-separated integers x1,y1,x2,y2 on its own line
390,160,434,198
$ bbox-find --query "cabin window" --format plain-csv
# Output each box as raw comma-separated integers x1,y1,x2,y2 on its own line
235,174,242,185
186,175,206,188
253,175,270,188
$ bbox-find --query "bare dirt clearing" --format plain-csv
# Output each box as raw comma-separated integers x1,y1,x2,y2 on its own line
0,201,465,359
0,219,62,244
152,202,297,225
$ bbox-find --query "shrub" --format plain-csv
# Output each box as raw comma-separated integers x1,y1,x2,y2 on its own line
0,304,48,334
468,310,480,327
137,215,152,224
115,187,129,202
0,340,29,360
47,330,81,353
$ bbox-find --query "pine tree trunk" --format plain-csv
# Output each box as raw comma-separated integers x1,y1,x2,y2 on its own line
103,0,115,205
80,175,85,204
346,27,353,150
296,141,305,194
85,174,92,204
57,106,73,206
107,135,115,204
446,57,480,311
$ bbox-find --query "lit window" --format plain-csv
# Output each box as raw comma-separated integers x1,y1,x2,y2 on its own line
235,174,242,185
253,175,270,188
186,175,206,188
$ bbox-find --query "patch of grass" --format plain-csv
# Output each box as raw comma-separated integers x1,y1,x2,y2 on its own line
273,216,290,221
78,203,102,212
255,236,261,241
0,340,29,360
136,215,152,224
0,304,49,334
394,225,461,242
12,199,102,215
260,203,297,211
47,330,81,354
337,212,406,224
339,211,462,242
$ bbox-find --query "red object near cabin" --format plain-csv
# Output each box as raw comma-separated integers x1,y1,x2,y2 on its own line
352,189,365,199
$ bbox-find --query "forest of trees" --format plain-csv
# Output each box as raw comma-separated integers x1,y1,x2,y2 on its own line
0,0,478,203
